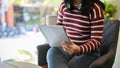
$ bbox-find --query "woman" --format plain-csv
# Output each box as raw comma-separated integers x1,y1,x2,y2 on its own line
38,0,105,68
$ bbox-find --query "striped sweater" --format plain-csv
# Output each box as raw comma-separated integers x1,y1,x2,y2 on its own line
57,2,104,54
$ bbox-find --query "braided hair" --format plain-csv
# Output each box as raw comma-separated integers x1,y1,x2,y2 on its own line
64,0,105,16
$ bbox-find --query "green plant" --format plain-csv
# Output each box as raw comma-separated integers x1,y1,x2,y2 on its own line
104,1,117,19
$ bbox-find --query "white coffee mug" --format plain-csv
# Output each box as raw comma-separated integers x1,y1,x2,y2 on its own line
46,15,57,25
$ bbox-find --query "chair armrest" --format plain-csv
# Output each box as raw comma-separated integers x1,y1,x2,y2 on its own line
37,43,50,66
89,43,117,68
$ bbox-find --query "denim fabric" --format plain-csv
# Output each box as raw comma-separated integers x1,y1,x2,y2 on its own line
47,47,100,68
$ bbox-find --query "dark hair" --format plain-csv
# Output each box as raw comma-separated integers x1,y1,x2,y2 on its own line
64,0,105,16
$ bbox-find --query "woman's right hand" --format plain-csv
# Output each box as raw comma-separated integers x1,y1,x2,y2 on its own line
41,17,46,25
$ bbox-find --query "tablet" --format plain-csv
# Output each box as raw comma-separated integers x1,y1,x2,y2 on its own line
39,25,70,47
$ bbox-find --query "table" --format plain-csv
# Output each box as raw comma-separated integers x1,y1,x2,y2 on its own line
0,61,41,68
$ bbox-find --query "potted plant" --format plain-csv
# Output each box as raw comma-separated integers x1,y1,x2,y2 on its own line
104,1,117,19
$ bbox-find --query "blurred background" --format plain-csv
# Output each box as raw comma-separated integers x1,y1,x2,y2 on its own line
0,0,119,65
0,0,62,64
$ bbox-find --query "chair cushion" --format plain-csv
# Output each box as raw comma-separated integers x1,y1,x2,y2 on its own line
100,20,120,56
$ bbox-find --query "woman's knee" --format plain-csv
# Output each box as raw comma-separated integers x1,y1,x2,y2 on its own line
47,47,61,61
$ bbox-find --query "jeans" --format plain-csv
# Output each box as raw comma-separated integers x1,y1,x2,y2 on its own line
47,47,100,68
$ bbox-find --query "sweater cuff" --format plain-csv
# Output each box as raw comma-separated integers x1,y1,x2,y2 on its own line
76,46,83,56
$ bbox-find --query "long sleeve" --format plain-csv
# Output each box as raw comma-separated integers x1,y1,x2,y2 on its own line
79,3,104,54
56,2,65,25
55,2,104,55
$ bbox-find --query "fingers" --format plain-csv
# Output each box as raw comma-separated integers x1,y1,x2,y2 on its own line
61,41,70,46
62,46,72,55
61,41,80,55
61,41,69,50
61,41,70,48
41,17,46,25
61,41,73,55
62,46,69,52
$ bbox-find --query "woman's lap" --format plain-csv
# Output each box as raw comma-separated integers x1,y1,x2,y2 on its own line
47,47,100,68
68,54,99,68
47,47,73,68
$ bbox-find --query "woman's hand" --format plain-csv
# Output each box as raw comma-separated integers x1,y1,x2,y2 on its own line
61,41,80,55
41,17,46,25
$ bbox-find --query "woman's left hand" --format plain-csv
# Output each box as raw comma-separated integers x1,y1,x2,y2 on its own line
61,41,80,55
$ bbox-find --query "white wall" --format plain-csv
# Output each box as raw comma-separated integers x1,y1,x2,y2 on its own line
112,25,120,68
